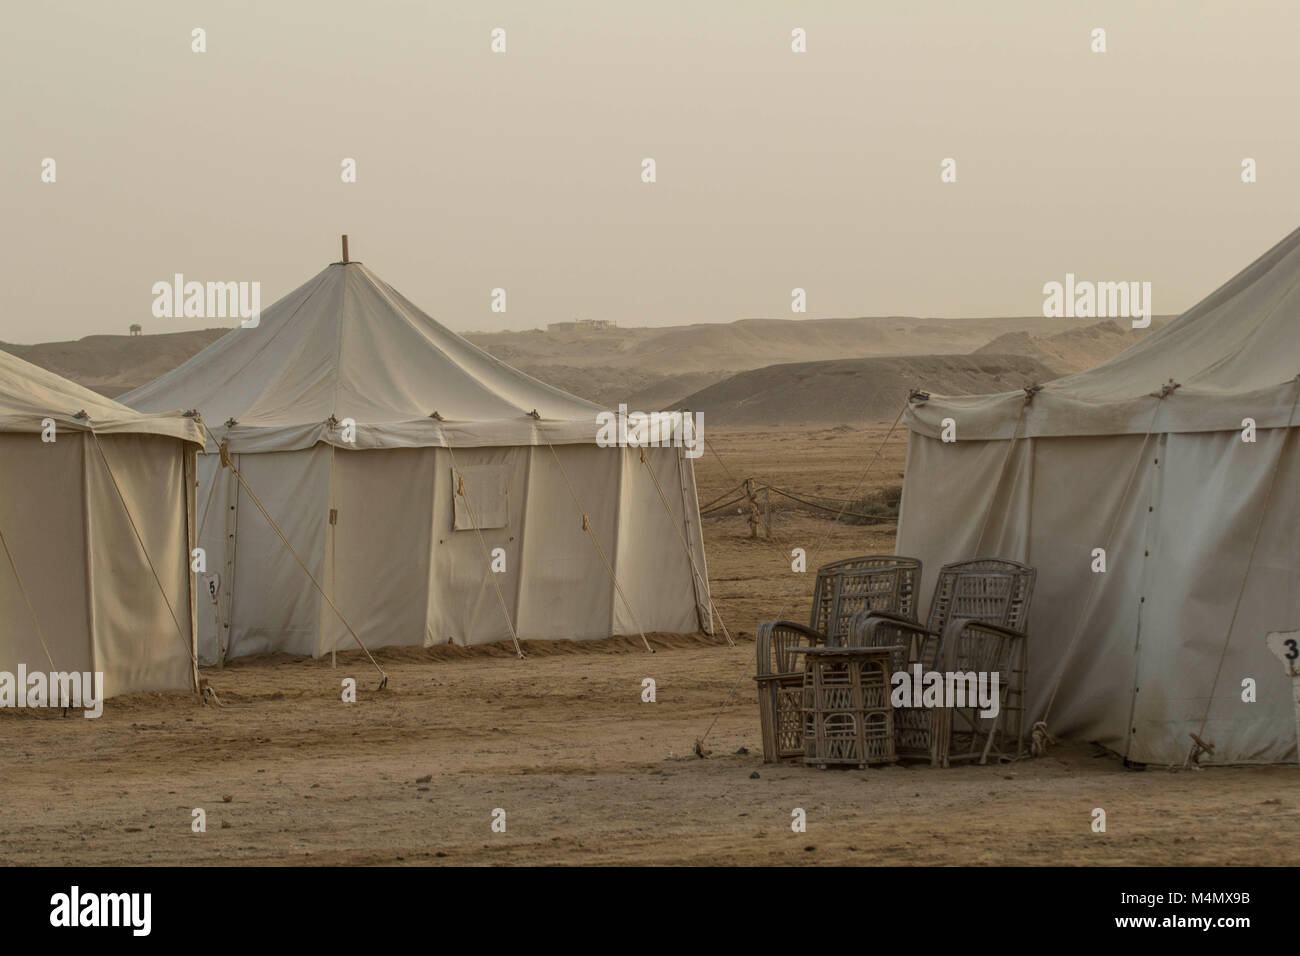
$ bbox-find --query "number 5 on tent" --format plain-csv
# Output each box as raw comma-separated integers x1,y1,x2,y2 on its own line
1264,630,1300,764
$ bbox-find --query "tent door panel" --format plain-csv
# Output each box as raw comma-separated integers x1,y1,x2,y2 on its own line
431,447,527,646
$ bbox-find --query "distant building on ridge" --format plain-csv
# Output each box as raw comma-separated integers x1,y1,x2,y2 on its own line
547,318,616,332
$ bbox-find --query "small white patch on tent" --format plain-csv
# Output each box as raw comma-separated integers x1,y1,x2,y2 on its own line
453,465,510,530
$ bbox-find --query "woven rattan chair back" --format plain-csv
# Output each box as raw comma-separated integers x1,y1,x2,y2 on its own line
929,559,1036,766
810,555,922,644
925,558,1035,635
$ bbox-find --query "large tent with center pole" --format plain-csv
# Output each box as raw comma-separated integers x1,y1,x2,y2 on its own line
898,225,1300,766
121,240,712,664
0,349,202,698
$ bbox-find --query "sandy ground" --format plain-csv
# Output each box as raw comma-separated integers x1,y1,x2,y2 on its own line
1,426,1296,866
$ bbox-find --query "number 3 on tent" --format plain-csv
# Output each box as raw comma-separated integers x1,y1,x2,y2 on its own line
1264,631,1300,759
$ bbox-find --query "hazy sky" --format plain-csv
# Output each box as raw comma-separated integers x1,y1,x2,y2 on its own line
3,0,1298,342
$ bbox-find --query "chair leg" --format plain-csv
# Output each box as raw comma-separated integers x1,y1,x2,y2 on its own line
981,641,1026,764
930,707,951,768
1015,641,1027,759
979,691,1007,765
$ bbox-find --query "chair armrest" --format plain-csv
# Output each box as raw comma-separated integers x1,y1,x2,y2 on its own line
957,621,1027,641
755,619,830,676
849,610,938,643
856,609,921,627
935,617,1026,673
937,616,1025,648
757,620,827,641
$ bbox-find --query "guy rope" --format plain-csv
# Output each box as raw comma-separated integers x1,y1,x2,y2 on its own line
637,444,735,647
0,521,57,673
541,433,654,654
445,443,526,660
1181,373,1300,768
205,422,389,689
89,430,200,687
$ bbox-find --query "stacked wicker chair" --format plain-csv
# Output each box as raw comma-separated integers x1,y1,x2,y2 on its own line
755,556,922,762
849,558,1036,767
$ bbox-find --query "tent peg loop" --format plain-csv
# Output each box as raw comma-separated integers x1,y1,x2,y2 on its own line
1030,720,1055,757
1184,732,1214,770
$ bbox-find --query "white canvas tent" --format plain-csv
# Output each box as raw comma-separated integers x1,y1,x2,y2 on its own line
0,349,202,698
122,249,711,663
898,226,1300,765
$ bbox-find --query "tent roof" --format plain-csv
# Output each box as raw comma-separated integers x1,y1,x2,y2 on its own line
121,261,609,452
0,347,203,443
908,225,1300,440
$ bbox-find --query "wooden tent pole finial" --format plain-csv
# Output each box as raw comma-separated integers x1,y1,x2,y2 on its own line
342,235,349,263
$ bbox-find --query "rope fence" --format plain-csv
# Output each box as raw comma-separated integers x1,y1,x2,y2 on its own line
698,478,902,523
